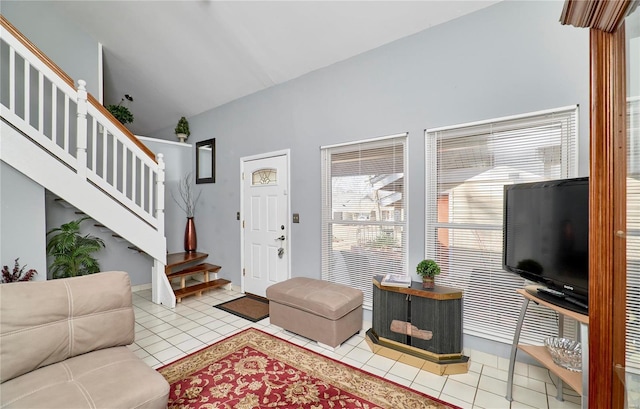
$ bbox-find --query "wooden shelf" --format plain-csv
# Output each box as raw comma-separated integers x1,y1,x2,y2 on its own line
518,344,582,394
517,288,588,324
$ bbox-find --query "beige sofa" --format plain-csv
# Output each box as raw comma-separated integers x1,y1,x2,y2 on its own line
0,271,169,409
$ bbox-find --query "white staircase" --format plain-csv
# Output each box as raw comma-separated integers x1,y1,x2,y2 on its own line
0,16,176,307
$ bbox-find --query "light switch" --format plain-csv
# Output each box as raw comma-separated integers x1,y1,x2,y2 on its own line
293,213,300,223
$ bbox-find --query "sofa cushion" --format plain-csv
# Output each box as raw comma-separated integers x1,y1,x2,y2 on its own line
266,277,363,320
0,272,135,383
0,346,169,409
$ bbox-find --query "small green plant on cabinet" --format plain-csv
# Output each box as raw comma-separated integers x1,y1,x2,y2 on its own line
105,94,134,125
46,217,105,279
416,259,440,289
1,258,37,283
416,259,440,278
175,116,190,142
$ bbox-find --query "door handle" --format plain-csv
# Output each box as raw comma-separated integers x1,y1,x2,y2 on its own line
275,235,285,241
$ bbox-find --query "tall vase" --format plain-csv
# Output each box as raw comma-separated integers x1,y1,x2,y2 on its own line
184,217,197,252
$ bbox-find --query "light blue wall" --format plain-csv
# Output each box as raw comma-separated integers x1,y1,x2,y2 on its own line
0,163,47,282
1,1,101,97
152,0,589,289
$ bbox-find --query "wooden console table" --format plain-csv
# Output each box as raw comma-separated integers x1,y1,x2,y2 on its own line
506,288,589,408
366,275,468,375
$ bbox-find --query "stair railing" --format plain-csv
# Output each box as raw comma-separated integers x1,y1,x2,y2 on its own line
0,16,164,237
0,16,174,306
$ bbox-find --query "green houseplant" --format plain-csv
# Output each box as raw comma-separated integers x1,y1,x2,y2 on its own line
46,217,105,278
175,116,191,143
416,259,440,289
105,94,134,125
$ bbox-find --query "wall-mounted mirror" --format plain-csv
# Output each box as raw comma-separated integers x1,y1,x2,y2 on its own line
196,138,215,184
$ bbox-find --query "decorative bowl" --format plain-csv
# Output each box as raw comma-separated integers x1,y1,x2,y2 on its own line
544,337,582,372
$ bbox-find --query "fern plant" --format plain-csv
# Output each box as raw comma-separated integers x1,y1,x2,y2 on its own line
46,217,105,279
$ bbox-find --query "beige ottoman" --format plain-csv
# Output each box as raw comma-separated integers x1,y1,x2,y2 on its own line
266,277,363,348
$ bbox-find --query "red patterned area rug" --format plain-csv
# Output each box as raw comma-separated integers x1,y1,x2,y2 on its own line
158,328,460,409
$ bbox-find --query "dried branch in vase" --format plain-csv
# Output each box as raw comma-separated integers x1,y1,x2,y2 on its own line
172,172,202,218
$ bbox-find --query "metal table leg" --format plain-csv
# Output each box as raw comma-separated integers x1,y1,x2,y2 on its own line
580,322,589,409
506,297,530,401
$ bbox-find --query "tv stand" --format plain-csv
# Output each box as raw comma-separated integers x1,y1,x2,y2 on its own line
506,288,589,408
527,287,589,315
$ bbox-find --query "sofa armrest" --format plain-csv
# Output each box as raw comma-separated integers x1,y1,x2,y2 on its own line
0,271,135,383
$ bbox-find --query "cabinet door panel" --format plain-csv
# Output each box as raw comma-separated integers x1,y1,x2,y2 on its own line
372,284,408,343
410,297,462,354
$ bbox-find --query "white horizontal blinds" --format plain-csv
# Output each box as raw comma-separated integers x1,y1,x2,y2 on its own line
321,135,407,309
426,107,578,345
627,96,640,370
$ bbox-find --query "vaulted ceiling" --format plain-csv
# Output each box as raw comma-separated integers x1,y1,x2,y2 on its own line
51,1,501,136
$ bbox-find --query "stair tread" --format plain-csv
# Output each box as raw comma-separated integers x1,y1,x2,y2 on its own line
166,263,221,279
174,279,230,298
166,252,209,268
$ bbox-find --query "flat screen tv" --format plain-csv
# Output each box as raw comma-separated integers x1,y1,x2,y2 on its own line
503,177,589,313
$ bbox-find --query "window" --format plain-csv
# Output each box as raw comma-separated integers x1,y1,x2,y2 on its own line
426,107,578,344
321,133,407,308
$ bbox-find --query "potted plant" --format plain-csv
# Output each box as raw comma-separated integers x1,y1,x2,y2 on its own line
175,116,191,143
416,259,440,289
1,258,37,283
106,94,134,125
46,217,105,278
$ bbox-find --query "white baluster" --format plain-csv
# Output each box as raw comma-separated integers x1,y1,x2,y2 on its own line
9,47,15,111
38,72,44,133
63,95,69,152
24,60,30,124
51,82,57,143
122,145,128,198
131,156,137,205
156,153,165,235
76,79,88,179
91,117,97,172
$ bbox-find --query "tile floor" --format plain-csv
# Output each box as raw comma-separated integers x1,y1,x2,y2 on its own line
130,286,582,409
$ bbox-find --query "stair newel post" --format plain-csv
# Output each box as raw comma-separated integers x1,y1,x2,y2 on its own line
151,153,173,306
76,79,88,179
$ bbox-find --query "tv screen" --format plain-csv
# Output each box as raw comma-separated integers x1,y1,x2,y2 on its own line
503,177,589,310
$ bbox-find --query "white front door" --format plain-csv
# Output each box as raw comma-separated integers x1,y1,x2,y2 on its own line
241,152,290,297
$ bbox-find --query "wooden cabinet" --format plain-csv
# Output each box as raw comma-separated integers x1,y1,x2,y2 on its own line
372,277,463,354
367,276,468,374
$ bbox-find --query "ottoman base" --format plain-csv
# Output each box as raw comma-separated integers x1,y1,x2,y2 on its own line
269,301,362,348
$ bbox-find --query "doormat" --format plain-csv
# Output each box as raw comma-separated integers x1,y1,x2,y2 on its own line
214,294,269,322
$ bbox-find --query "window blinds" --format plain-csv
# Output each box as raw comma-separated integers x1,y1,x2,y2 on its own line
321,134,408,309
627,96,640,370
426,107,579,345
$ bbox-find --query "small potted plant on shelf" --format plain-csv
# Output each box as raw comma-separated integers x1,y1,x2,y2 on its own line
105,94,134,125
175,116,191,143
416,259,440,289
